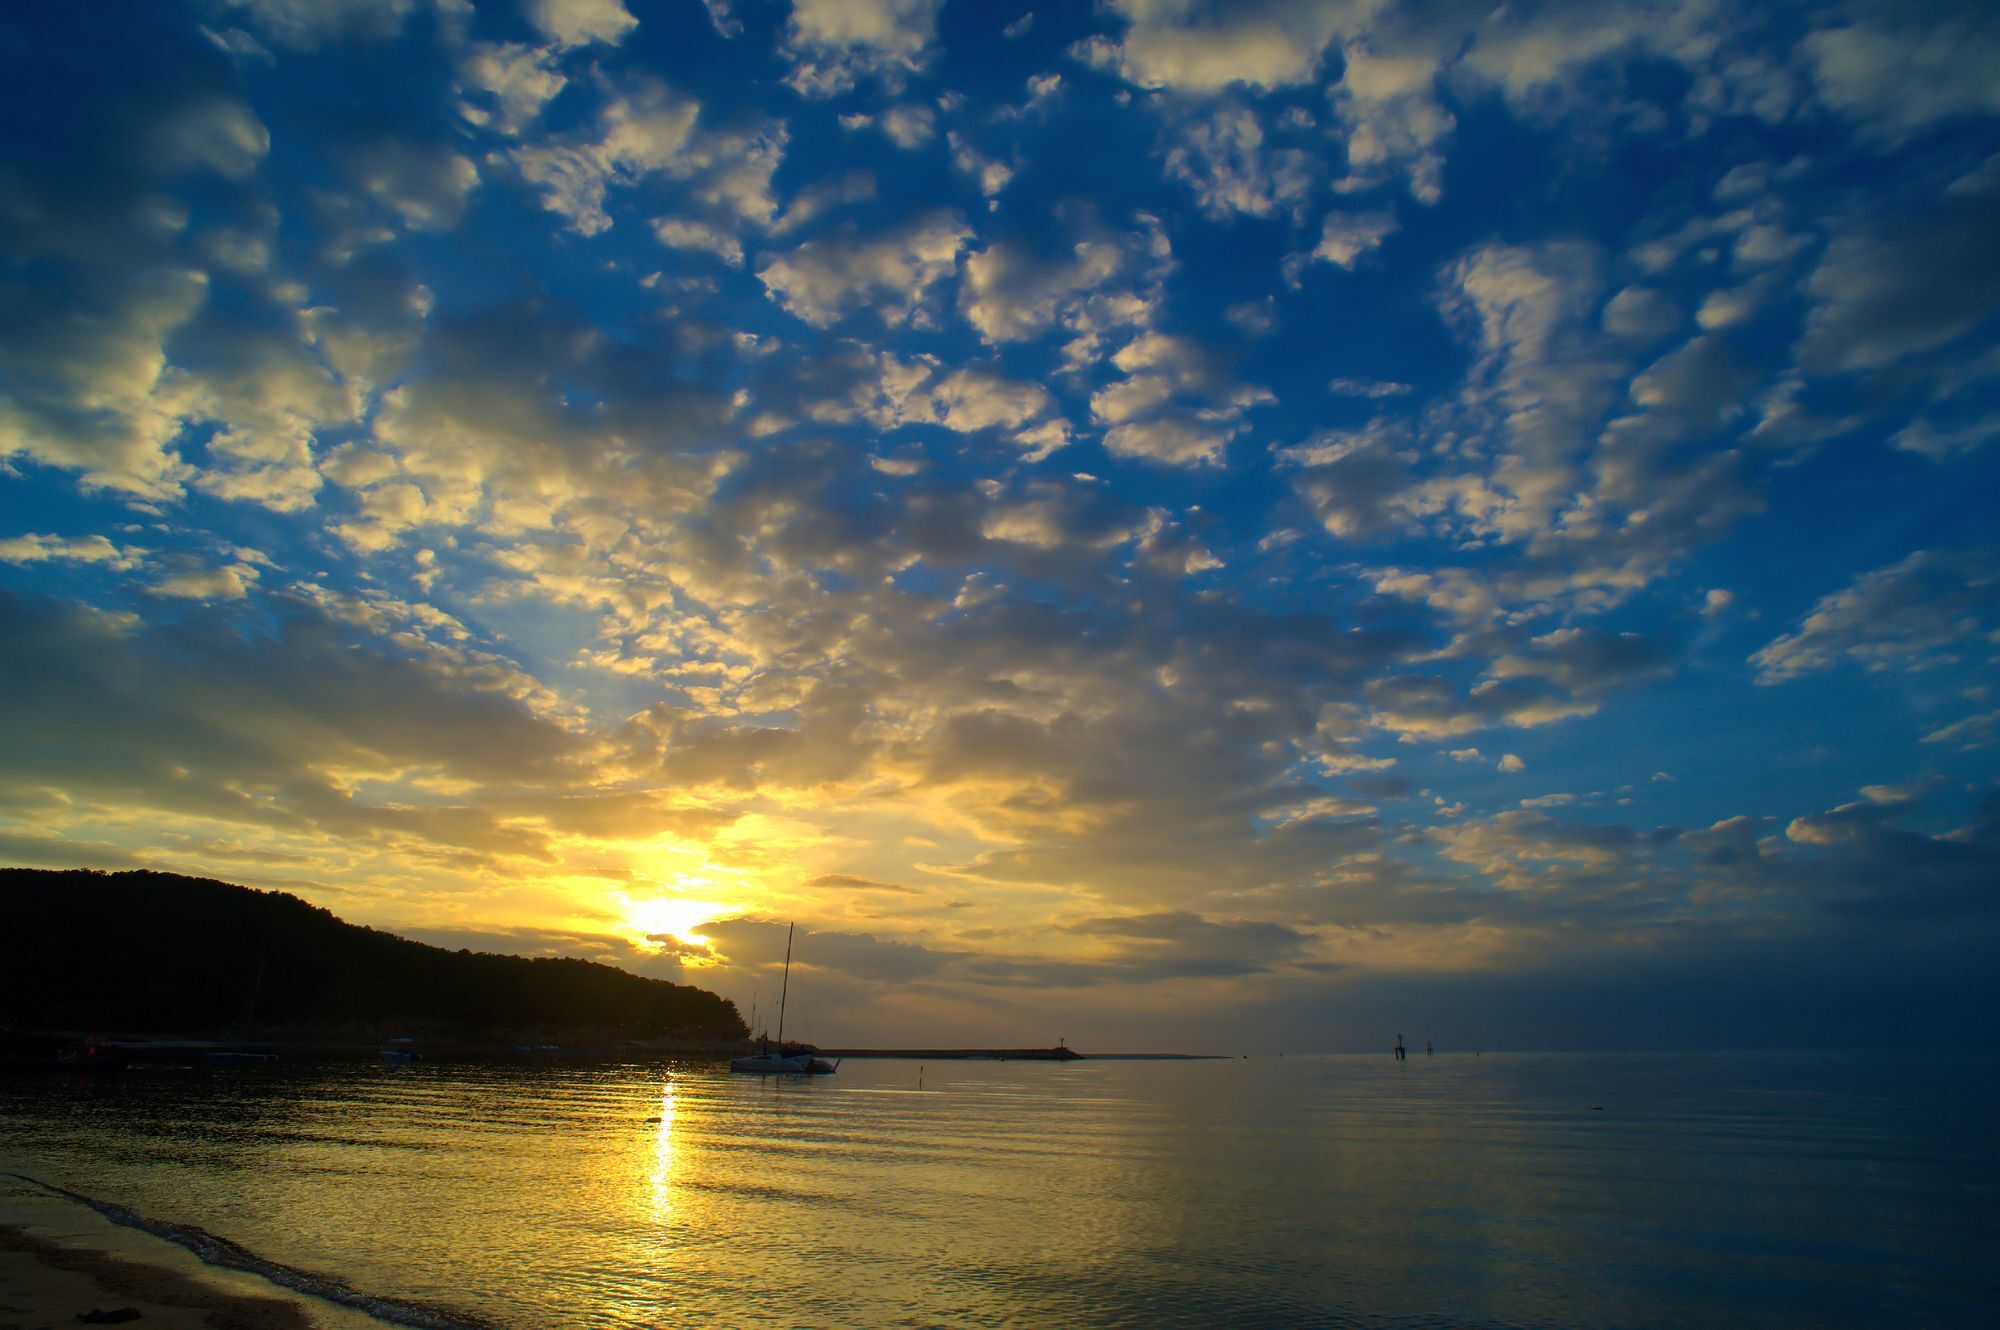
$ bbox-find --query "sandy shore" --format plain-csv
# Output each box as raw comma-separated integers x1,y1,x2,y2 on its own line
0,1177,382,1330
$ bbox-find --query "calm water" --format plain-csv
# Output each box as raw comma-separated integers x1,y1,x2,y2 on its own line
1,1052,1994,1328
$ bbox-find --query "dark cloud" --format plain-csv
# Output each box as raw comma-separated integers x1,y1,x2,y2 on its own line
0,589,581,860
1800,182,2000,372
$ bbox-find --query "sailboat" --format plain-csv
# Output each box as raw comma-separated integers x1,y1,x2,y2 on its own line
730,923,838,1075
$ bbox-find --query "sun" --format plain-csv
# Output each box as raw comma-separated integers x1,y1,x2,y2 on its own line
621,894,729,951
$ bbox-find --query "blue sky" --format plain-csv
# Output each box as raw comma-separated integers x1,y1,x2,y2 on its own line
2,0,1997,1050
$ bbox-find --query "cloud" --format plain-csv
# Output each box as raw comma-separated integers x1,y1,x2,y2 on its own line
1628,335,1759,433
879,103,937,149
1434,240,1615,540
1064,910,1313,979
958,218,1167,358
1162,104,1313,220
330,297,733,550
1327,377,1410,398
758,213,970,329
1093,332,1274,467
0,590,585,865
782,0,945,97
523,0,638,50
1311,211,1397,269
509,81,783,241
0,533,145,570
1751,549,2000,684
346,138,480,232
454,43,567,136
6,0,1999,1049
750,343,1069,455
149,555,261,601
1922,710,1999,751
652,216,744,267
1804,8,2000,146
1892,412,2000,463
1602,286,1681,344
1281,421,1417,539
1367,674,1597,741
219,0,415,50
1488,627,1677,696
1089,0,1342,93
0,266,209,500
1798,183,2000,372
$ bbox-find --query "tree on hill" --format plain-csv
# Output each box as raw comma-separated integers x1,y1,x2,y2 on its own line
0,868,746,1040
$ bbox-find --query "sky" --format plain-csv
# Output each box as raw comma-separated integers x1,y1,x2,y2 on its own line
2,0,1997,1052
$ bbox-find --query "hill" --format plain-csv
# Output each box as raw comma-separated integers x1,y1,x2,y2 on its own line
0,868,746,1041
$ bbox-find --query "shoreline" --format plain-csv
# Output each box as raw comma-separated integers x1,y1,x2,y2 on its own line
0,1222,323,1330
0,1175,480,1330
6,1033,1218,1066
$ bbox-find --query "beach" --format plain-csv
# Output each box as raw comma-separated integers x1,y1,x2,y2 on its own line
0,1177,374,1330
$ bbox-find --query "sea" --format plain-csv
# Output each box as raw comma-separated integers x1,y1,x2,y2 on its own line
1,1051,1994,1329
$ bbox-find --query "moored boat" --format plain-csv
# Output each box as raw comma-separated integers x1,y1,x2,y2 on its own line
729,923,837,1075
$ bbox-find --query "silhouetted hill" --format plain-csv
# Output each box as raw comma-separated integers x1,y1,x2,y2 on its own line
0,868,746,1040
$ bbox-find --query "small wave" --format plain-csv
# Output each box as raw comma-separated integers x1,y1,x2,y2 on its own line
6,1172,496,1330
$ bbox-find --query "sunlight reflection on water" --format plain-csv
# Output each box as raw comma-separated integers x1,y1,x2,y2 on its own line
2,1053,1995,1329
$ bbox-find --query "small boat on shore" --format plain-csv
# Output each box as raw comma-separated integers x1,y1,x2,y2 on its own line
730,923,838,1076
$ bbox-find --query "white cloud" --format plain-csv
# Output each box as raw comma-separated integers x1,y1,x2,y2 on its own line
1327,377,1410,398
652,216,744,267
348,139,480,231
880,104,936,148
1434,240,1616,541
456,43,567,136
1805,13,2000,147
1892,413,2000,462
149,558,260,601
773,348,1072,456
1163,104,1313,219
1694,284,1760,330
1329,40,1455,204
783,0,945,97
757,212,970,328
700,0,741,39
1093,0,1342,92
221,0,413,49
1311,210,1396,269
1102,416,1242,467
1498,753,1526,772
510,83,783,240
1799,185,2000,372
511,87,699,236
1628,335,1757,432
0,533,145,570
0,267,209,500
947,132,1014,200
1092,332,1273,468
524,0,638,50
1751,550,2000,684
958,218,1171,362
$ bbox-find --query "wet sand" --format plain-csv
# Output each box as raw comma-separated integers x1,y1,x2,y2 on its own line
0,1223,315,1329
0,1177,379,1330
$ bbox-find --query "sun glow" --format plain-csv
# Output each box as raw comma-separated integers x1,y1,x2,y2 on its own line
620,893,730,952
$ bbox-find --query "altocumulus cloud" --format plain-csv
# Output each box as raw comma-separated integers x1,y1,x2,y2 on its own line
0,0,1995,1049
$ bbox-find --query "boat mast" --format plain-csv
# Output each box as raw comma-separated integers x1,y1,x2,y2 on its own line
776,922,794,1046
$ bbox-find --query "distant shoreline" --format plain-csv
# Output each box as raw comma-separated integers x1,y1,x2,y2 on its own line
814,1046,1082,1061
3,1032,1235,1065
